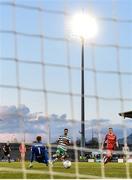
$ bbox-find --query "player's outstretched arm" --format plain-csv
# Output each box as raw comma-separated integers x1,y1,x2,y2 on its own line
102,135,107,150
116,141,119,148
101,143,104,150
3,146,6,152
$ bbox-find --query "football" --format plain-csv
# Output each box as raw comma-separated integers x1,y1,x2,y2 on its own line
63,160,71,169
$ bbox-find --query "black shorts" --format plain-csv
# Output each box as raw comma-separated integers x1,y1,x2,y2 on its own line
4,152,10,156
36,155,44,163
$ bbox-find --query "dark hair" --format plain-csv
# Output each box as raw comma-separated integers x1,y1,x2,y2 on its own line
64,128,68,131
109,127,113,130
36,136,42,142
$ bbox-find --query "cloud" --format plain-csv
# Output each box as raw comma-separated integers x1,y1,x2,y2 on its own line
89,119,110,126
0,105,47,134
0,105,74,142
0,105,29,120
0,105,132,143
17,104,30,115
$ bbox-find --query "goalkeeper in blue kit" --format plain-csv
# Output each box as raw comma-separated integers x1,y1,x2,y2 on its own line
29,136,49,168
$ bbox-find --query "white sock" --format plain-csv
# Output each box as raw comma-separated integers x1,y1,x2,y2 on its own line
52,158,58,163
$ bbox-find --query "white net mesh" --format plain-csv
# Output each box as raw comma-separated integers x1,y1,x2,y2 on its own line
0,0,132,179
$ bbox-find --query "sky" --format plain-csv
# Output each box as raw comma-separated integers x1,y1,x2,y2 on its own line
0,0,132,142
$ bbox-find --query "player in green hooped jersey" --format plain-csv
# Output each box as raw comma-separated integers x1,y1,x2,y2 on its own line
52,128,71,165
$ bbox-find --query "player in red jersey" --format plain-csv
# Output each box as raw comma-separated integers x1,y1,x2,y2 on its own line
102,128,118,165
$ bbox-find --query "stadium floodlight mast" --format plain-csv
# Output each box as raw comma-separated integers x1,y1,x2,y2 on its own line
70,12,98,156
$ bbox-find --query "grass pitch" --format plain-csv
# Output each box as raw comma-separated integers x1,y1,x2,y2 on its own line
0,162,132,179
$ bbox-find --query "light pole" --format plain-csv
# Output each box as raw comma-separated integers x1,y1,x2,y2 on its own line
81,37,85,155
71,12,98,156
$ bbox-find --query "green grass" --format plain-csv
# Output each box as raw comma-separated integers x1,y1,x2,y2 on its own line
0,162,132,179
